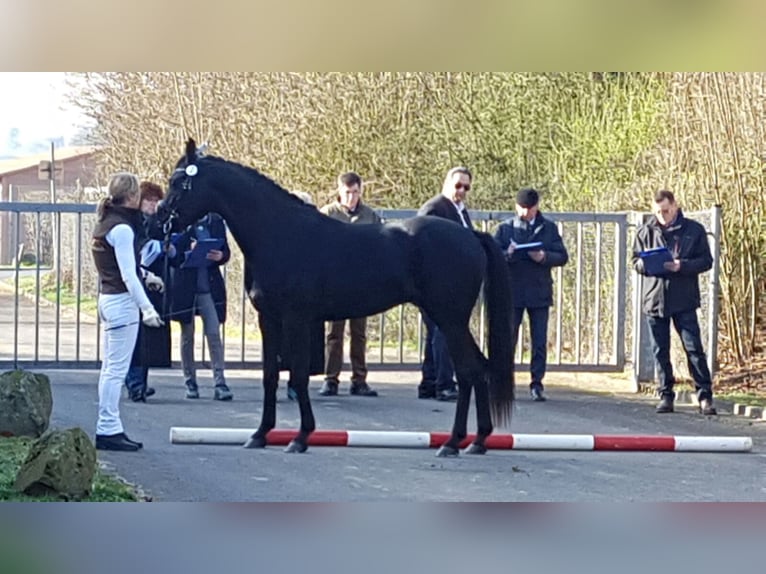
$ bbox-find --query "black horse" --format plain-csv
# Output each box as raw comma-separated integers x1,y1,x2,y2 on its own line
158,139,515,456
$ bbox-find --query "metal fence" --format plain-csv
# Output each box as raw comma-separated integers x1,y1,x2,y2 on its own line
0,201,720,383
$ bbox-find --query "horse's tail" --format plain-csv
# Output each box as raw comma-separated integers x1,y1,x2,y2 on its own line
476,232,515,428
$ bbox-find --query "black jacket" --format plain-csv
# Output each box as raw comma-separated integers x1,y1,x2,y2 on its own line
168,213,231,324
493,212,569,308
632,210,712,318
417,195,474,229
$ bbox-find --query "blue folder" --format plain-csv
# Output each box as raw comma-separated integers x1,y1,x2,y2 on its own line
640,246,673,276
181,238,224,269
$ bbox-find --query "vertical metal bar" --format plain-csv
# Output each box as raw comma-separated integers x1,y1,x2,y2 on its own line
75,212,82,362
706,205,722,379
379,312,385,363
240,288,247,363
201,317,207,365
614,216,628,370
55,211,62,361
398,304,404,363
516,311,525,364
220,265,227,363
555,221,564,364
593,222,602,365
417,311,423,363
574,222,583,364
34,211,41,362
13,210,21,368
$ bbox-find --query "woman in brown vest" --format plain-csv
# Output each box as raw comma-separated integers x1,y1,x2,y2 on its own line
91,173,164,451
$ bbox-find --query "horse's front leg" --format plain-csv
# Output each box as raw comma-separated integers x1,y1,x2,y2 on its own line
244,312,280,449
283,321,315,454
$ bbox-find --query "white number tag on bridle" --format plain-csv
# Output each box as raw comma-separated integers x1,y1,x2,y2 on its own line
185,165,198,177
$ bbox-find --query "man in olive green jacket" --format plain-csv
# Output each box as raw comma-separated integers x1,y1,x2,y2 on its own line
318,172,382,397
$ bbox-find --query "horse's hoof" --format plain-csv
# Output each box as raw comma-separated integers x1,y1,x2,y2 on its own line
284,440,308,454
464,443,487,455
243,434,266,449
436,445,460,458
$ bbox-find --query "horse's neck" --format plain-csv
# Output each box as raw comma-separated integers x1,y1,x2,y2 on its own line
214,173,306,271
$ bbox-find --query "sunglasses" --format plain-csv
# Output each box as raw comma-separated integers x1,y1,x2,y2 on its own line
455,183,471,192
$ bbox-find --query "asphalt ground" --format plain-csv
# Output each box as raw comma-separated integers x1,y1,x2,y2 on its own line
40,367,766,502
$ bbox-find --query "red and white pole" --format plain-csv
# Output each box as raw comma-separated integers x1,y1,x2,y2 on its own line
169,428,753,452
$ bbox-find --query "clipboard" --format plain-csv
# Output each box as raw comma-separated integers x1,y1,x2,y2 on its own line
181,238,224,269
639,246,673,276
514,241,543,251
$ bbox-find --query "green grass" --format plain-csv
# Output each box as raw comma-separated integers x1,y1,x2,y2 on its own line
2,275,98,314
715,391,766,408
0,436,140,502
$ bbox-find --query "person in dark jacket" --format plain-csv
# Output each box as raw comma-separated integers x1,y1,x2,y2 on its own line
124,181,172,402
415,166,474,402
494,188,568,402
632,190,717,415
168,212,233,401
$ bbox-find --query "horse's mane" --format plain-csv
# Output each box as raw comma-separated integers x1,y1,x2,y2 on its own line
201,155,316,211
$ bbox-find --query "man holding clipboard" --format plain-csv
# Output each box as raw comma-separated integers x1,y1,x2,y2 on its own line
632,190,717,416
494,188,569,402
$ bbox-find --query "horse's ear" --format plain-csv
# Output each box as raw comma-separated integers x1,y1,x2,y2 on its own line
185,138,197,163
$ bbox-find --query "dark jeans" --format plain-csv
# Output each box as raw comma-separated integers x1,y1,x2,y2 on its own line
511,306,550,390
646,309,713,401
125,365,148,393
419,311,455,393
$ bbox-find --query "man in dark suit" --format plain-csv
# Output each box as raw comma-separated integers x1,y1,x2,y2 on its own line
416,166,474,401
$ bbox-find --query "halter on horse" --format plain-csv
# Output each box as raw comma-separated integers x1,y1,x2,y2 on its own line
158,138,515,457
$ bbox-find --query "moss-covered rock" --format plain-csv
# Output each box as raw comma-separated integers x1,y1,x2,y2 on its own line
13,428,97,500
0,370,53,438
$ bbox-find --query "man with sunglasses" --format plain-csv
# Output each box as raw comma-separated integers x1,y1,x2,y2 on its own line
416,166,474,401
494,188,568,402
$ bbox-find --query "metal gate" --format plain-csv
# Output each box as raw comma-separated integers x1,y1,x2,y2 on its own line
0,201,717,378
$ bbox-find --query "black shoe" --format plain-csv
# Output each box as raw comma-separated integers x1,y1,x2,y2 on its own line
129,385,156,402
350,382,378,397
656,396,674,413
214,384,233,401
185,380,199,399
418,386,437,399
319,380,339,396
436,388,458,401
699,398,717,416
96,432,143,451
530,387,547,402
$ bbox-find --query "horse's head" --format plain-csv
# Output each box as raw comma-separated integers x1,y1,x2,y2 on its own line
157,137,214,233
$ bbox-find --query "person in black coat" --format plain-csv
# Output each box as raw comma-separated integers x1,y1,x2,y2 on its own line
632,189,716,416
124,181,172,402
415,166,474,402
493,188,569,402
167,212,233,401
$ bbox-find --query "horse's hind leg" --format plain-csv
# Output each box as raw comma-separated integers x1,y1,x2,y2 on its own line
244,313,280,449
283,321,316,454
435,327,479,458
464,342,492,455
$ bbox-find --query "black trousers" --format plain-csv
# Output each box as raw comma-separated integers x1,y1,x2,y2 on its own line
419,311,455,393
646,309,713,400
511,306,550,389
